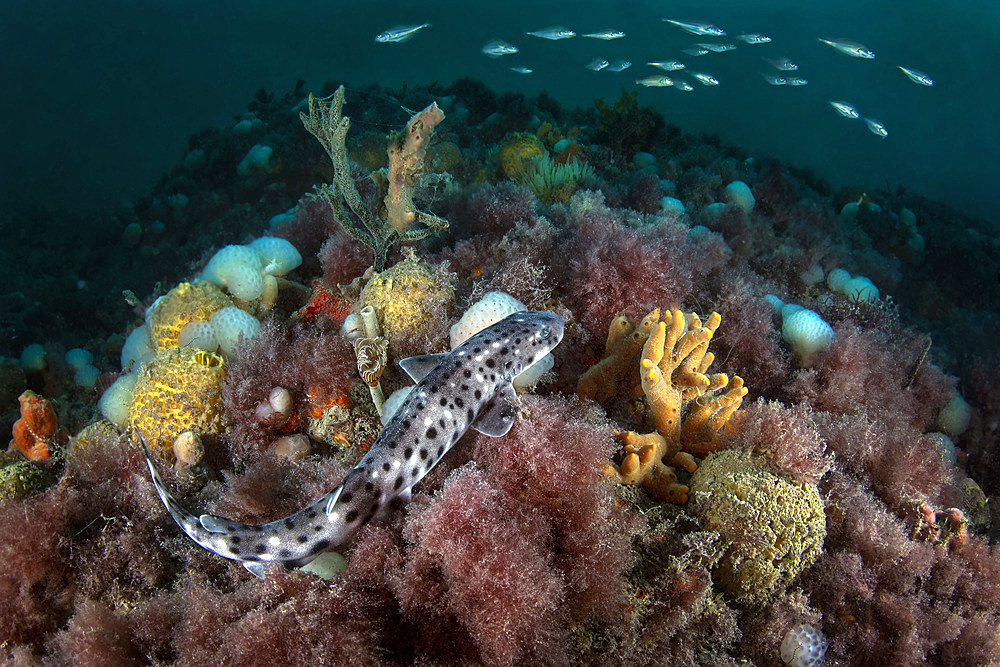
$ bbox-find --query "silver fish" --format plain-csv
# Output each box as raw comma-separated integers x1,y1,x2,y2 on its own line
682,47,709,57
509,66,533,74
526,26,576,40
583,30,625,40
737,33,772,44
863,117,888,137
764,56,798,71
482,39,519,58
635,74,674,87
898,66,933,86
691,72,720,86
143,311,565,577
663,19,726,37
586,58,610,71
697,42,736,53
374,23,430,43
605,60,633,72
818,38,875,59
829,101,860,119
761,73,787,86
674,80,695,92
648,60,686,71
785,76,808,86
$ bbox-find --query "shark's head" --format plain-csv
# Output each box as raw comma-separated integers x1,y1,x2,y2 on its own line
495,310,565,377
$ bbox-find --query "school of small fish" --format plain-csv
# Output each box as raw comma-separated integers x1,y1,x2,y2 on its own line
373,14,935,141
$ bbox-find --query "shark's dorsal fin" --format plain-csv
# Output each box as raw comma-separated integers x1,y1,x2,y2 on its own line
472,383,517,437
399,353,449,383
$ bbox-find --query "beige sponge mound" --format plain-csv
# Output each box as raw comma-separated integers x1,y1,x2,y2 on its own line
689,449,826,607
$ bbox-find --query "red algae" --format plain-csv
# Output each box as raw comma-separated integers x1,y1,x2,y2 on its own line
5,79,999,667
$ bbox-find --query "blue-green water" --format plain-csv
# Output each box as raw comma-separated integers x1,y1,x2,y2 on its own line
1,0,997,224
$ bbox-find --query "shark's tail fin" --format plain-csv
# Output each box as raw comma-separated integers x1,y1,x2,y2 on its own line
137,436,261,573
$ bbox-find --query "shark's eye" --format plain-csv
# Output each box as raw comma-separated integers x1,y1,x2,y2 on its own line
540,326,551,339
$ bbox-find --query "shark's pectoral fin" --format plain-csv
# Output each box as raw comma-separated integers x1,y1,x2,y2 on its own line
399,353,449,383
243,561,266,578
472,383,517,437
323,484,344,516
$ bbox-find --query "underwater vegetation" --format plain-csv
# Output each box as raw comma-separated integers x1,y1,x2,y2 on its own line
2,78,1000,665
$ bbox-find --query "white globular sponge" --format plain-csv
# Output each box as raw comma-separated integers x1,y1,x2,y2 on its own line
723,180,755,213
210,306,261,357
249,236,302,276
200,237,301,301
98,373,139,427
201,245,265,300
782,308,835,366
178,320,219,353
450,291,528,348
826,267,879,304
938,392,972,439
780,623,827,667
121,324,155,371
237,144,274,177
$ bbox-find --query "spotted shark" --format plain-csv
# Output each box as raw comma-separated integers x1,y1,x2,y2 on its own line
142,310,564,577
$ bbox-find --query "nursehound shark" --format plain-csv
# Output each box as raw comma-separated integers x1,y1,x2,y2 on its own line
143,310,564,577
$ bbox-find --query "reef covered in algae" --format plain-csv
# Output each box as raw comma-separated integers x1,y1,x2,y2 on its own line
2,80,1000,665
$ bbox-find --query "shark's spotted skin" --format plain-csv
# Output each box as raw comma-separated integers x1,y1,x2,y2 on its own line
143,310,564,577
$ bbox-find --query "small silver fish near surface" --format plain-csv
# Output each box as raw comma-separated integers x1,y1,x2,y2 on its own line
785,76,808,86
761,73,787,86
509,66,533,74
898,66,933,86
586,58,610,71
674,80,695,92
143,311,566,577
482,39,519,58
863,117,888,137
691,72,720,86
829,101,860,119
526,26,576,40
664,19,726,37
737,33,772,44
648,60,686,71
374,23,430,43
818,38,875,59
682,47,709,57
635,74,674,87
605,59,633,72
764,56,798,71
697,42,736,53
583,30,625,40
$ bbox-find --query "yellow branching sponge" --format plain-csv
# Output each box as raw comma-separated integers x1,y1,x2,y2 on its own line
145,282,233,350
689,449,826,607
577,309,661,403
127,347,227,454
600,309,748,503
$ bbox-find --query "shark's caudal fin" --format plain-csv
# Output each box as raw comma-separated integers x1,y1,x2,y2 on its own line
139,437,262,574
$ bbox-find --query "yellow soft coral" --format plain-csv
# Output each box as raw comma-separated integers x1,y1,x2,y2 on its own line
127,347,227,454
602,309,748,503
